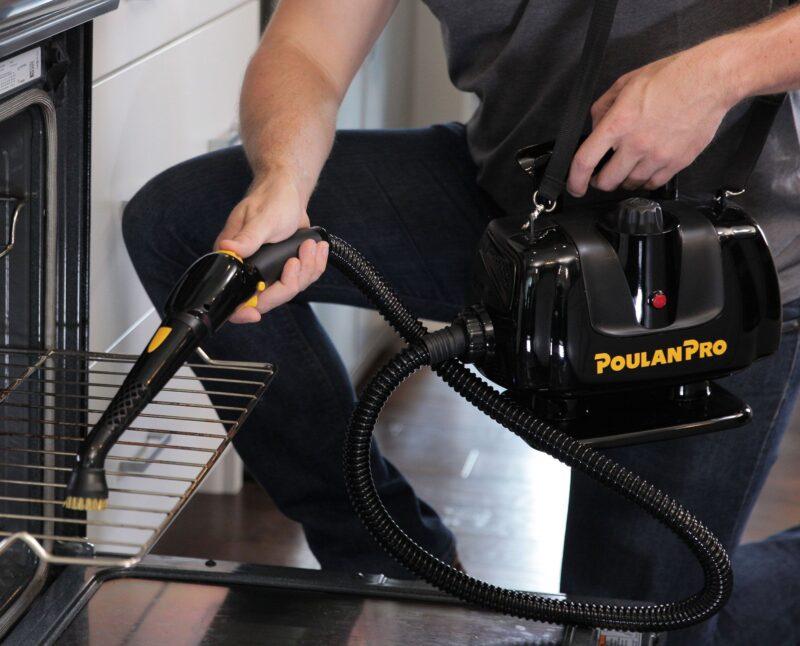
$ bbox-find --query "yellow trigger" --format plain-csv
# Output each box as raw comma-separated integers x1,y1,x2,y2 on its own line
147,326,172,353
239,282,267,311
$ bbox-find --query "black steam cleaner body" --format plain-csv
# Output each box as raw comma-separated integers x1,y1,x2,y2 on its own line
473,195,781,447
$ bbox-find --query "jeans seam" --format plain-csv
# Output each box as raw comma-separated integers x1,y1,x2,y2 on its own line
731,330,800,544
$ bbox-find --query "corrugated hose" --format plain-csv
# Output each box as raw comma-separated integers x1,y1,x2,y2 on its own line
327,232,732,632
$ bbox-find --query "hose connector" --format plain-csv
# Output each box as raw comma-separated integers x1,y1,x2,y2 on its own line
420,305,495,366
421,326,467,365
455,304,495,363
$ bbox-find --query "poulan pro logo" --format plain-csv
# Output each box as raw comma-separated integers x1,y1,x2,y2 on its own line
594,339,728,375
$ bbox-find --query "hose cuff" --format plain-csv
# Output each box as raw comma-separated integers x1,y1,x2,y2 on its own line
421,326,467,365
420,306,495,365
454,304,495,363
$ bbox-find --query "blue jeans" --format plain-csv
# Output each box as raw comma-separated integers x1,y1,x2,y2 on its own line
122,124,800,645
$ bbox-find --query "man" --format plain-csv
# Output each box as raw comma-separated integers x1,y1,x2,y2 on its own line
123,2,800,644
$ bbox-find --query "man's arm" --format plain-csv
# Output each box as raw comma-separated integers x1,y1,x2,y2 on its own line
219,0,397,323
567,5,800,197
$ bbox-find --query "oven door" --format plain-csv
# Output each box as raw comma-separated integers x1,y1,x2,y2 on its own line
0,87,55,635
0,26,91,637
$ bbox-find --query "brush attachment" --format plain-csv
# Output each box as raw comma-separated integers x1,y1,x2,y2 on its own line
63,378,153,510
62,341,190,511
64,466,109,511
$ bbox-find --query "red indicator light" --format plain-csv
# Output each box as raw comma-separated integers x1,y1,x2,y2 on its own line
650,291,667,309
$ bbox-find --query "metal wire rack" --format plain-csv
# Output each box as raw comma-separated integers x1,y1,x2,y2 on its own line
0,347,273,568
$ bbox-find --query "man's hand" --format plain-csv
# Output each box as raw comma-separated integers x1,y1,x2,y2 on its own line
567,44,738,197
215,171,329,324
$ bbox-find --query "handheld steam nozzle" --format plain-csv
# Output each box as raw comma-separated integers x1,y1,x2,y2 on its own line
64,228,325,511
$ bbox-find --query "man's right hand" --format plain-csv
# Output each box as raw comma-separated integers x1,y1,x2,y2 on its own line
215,171,329,324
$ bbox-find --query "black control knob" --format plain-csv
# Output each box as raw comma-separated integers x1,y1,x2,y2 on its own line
604,197,664,235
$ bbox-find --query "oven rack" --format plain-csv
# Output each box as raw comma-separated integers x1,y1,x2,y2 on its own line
0,347,273,569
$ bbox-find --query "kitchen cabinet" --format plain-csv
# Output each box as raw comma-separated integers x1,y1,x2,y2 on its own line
90,1,259,356
92,0,250,80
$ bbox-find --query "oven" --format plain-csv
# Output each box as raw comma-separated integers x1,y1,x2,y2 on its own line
0,2,98,633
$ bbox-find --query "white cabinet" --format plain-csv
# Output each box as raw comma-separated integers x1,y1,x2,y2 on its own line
92,0,251,79
90,1,259,355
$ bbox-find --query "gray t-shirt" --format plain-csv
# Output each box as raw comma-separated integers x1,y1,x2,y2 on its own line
422,0,800,303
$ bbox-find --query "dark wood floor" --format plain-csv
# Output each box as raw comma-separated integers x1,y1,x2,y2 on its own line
154,367,800,592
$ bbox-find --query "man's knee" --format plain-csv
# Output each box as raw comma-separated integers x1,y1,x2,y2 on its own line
122,172,175,268
123,149,249,270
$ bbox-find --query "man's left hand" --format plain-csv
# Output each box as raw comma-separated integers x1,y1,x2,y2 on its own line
566,44,739,197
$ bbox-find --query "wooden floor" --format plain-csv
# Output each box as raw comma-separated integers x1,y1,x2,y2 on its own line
154,366,800,592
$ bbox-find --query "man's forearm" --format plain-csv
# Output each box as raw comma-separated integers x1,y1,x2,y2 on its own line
239,36,340,205
712,5,800,103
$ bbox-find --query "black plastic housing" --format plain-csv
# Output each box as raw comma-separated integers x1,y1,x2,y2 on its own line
163,253,261,334
470,199,782,445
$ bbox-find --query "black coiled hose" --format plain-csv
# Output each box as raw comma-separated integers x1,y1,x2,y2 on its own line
327,233,733,632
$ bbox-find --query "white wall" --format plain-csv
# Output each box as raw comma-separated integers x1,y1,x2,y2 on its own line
339,2,476,130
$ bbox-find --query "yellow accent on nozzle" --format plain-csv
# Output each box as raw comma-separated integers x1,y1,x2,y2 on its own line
218,249,243,262
147,326,172,353
64,496,108,511
257,281,267,292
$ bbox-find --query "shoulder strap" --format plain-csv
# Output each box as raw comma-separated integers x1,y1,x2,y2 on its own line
536,0,619,207
719,92,786,197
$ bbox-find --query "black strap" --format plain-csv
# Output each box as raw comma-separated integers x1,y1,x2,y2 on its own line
709,0,796,195
538,0,787,206
537,0,619,206
720,93,786,195
724,0,800,194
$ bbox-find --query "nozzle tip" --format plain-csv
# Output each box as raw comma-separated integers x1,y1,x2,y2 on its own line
64,466,109,511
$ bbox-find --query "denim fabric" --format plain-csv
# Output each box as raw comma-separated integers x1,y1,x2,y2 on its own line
122,124,800,644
